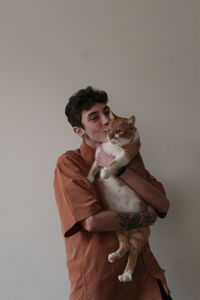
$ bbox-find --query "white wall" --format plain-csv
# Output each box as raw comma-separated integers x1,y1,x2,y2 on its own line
1,0,199,299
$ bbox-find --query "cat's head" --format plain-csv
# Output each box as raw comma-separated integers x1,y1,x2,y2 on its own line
107,112,136,146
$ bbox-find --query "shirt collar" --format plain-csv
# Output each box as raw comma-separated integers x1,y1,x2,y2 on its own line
80,140,95,167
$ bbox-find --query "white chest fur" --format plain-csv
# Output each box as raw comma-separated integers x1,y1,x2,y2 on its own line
99,176,141,213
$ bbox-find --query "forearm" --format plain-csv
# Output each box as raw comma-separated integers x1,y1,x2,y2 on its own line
120,168,169,213
123,137,141,160
81,209,156,232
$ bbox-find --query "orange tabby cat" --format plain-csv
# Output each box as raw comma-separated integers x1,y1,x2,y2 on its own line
87,113,151,282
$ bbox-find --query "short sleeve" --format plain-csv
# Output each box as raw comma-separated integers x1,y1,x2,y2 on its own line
54,156,102,237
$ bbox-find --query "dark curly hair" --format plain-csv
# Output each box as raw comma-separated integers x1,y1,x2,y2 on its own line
65,86,108,129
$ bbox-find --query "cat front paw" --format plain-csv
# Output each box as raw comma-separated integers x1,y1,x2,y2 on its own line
87,174,95,183
100,168,112,179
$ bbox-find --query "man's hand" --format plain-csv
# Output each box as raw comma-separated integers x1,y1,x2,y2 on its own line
96,135,140,168
115,210,157,230
96,147,114,167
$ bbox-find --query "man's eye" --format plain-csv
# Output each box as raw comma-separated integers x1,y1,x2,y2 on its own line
104,110,110,115
91,116,98,121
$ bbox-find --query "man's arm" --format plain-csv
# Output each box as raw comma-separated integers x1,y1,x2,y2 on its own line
81,208,157,232
120,168,170,214
96,147,169,217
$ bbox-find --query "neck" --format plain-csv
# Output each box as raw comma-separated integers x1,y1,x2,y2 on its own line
84,137,102,149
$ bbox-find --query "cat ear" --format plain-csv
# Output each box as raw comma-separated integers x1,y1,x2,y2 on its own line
128,115,136,128
109,111,117,120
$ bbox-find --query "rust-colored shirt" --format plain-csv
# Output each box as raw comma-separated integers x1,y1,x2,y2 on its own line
54,141,170,300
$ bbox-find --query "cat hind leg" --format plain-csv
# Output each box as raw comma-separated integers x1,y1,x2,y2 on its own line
118,231,147,282
118,250,137,282
108,231,129,263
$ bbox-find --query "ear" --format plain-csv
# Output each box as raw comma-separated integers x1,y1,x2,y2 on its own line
109,111,118,120
128,116,136,128
73,127,85,138
109,111,115,120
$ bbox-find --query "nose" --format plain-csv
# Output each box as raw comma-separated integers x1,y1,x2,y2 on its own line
101,114,110,126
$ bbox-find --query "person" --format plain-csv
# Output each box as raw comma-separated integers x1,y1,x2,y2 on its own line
54,86,172,300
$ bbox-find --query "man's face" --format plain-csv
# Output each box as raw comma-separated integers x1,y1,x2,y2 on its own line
74,103,111,147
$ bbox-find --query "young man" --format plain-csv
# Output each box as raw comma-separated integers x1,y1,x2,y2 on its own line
54,86,172,300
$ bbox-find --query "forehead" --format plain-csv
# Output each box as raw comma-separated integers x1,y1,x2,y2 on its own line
82,103,109,118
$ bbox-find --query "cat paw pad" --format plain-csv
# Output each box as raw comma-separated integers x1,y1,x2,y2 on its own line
118,272,132,282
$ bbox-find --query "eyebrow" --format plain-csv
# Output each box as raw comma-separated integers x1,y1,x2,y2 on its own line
87,105,110,119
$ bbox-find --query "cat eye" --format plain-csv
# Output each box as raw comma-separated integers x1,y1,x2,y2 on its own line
115,129,121,134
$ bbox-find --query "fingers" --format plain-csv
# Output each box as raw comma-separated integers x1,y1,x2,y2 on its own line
146,205,156,214
96,151,114,167
142,212,157,226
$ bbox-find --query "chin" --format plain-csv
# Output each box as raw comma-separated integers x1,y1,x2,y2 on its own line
100,136,108,143
92,134,108,144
